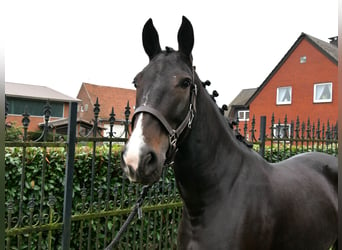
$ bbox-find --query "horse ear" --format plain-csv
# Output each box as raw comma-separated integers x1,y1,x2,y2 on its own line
142,18,162,60
177,16,194,59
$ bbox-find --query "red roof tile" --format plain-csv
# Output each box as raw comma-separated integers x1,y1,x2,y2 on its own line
78,82,136,121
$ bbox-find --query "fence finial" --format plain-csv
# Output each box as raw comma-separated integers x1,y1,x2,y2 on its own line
124,101,131,138
43,101,52,122
125,101,131,119
108,107,116,138
22,106,30,141
93,98,100,120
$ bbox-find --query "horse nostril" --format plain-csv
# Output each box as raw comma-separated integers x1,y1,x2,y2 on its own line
142,151,158,175
144,151,156,165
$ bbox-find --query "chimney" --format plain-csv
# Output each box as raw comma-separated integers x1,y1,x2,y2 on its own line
328,36,338,47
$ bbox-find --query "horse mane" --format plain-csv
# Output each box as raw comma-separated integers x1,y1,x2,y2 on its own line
200,76,253,149
228,119,253,148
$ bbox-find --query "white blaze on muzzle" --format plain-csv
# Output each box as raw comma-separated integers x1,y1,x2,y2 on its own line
123,113,145,172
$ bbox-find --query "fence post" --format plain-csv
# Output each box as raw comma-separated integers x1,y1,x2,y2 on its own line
259,116,266,157
61,101,78,250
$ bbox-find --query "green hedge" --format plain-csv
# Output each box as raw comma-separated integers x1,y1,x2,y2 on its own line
5,144,180,249
5,145,125,215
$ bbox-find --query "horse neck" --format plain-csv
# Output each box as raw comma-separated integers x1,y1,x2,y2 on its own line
177,81,246,164
173,82,250,213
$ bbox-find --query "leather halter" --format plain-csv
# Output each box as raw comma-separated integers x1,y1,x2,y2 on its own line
132,68,197,163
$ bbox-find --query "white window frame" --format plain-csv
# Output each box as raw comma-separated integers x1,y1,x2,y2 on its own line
313,82,332,103
237,110,250,121
276,86,292,105
273,124,291,139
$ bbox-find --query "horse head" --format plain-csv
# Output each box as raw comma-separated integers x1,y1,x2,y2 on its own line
121,16,196,185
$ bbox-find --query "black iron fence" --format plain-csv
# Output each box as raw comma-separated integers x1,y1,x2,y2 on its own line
4,99,338,249
231,114,338,162
5,100,182,249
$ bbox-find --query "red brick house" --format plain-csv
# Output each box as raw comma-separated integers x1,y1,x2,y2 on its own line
230,33,338,138
76,82,136,138
5,82,79,132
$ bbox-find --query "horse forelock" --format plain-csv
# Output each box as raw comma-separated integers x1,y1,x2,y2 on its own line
164,46,175,54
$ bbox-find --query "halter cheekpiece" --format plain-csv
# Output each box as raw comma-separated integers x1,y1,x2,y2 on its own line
132,67,197,164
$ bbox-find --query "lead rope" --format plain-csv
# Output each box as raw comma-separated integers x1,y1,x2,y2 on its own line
104,185,150,250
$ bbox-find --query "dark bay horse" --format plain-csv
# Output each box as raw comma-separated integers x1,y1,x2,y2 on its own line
121,16,338,250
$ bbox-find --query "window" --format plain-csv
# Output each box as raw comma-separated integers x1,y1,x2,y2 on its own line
273,124,291,139
313,82,332,103
6,97,64,117
276,87,292,105
300,56,307,63
238,110,249,121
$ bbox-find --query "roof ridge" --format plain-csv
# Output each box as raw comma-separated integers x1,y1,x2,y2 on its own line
83,82,135,91
303,32,332,44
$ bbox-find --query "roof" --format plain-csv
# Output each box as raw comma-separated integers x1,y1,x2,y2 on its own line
246,33,338,106
79,82,136,120
229,88,258,107
5,82,80,102
226,88,257,118
305,33,338,63
39,117,105,129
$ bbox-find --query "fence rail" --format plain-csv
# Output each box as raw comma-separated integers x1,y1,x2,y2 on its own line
5,99,338,249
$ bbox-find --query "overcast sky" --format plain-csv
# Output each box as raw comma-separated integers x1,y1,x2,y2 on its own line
4,0,338,106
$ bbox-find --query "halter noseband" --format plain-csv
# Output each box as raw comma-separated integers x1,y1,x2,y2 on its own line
132,67,197,164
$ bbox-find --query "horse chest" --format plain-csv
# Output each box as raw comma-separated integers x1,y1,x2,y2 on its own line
179,197,275,250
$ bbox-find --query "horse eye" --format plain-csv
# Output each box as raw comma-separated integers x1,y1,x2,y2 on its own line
180,78,191,89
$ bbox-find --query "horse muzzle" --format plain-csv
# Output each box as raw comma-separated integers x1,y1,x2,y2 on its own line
121,144,165,185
